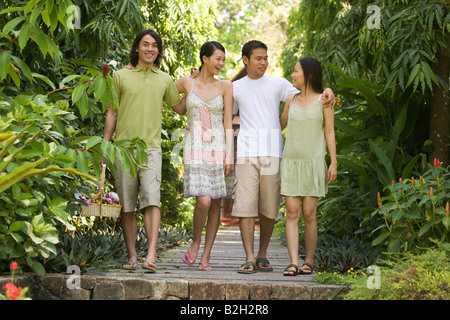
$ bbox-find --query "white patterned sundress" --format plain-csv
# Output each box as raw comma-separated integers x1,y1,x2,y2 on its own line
183,79,232,199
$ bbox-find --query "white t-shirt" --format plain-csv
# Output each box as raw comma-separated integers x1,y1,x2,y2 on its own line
233,74,299,158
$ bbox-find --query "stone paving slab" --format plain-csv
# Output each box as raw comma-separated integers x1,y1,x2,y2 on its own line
0,225,347,300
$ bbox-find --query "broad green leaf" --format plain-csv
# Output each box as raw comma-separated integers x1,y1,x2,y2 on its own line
101,139,116,162
94,77,106,100
372,231,390,246
72,82,86,104
19,20,31,50
10,221,24,232
369,139,395,182
86,136,103,150
11,56,33,82
51,153,75,164
76,150,89,174
77,91,89,119
2,15,26,34
0,50,12,80
31,72,56,90
31,24,48,57
30,260,46,277
24,221,44,245
443,216,450,230
59,74,80,88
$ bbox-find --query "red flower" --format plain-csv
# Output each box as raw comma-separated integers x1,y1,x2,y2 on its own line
399,178,403,183
2,283,24,300
419,176,423,186
433,158,443,168
430,187,434,196
411,176,415,187
102,62,109,77
377,192,382,208
446,202,449,217
10,261,19,270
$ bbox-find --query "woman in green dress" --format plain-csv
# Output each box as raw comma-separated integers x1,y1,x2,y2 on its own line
280,57,337,276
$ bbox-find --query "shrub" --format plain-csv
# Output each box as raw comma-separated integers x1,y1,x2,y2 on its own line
343,244,450,300
301,234,381,274
371,159,450,254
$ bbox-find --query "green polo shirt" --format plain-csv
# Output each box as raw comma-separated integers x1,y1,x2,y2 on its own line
113,65,181,148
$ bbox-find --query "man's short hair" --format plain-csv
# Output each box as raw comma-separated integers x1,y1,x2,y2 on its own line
129,29,164,68
242,40,267,65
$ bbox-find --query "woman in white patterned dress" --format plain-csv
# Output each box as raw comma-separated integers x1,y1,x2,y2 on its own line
175,41,233,271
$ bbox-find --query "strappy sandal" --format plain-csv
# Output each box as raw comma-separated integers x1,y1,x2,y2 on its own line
283,264,299,276
298,262,314,275
198,262,212,271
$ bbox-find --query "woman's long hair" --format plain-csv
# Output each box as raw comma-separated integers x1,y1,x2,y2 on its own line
298,57,323,94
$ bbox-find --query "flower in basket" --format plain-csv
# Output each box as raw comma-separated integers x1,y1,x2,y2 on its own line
103,192,120,205
74,189,92,206
75,189,120,207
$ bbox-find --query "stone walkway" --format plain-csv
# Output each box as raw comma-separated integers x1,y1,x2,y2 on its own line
1,225,346,300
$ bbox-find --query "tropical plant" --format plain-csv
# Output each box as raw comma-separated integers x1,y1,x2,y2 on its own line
343,244,450,300
282,0,450,165
371,159,450,254
0,0,218,276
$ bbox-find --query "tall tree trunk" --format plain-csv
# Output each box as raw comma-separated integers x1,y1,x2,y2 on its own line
429,35,450,166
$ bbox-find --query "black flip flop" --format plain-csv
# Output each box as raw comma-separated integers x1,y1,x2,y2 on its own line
237,261,257,274
256,257,273,272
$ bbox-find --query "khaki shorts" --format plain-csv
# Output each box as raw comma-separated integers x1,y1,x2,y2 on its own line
115,148,162,213
231,157,281,220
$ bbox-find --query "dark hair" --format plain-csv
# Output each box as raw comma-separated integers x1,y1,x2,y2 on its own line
298,57,323,93
231,67,247,82
241,40,267,65
129,29,163,68
199,41,226,71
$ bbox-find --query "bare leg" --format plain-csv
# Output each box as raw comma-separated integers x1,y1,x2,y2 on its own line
256,213,275,270
238,217,256,271
121,211,138,266
284,196,301,275
186,196,211,263
299,196,318,273
200,198,221,268
142,205,161,264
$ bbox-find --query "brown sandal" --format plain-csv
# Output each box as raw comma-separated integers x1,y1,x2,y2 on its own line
298,262,314,275
283,264,299,276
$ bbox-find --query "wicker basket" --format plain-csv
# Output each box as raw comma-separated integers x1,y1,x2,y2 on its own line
81,164,121,218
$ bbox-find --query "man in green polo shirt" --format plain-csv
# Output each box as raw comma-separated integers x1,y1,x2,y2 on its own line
103,29,186,272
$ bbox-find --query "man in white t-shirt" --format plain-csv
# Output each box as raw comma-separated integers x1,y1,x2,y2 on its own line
232,40,335,274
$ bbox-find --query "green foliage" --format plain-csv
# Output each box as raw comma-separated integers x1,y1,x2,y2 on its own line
0,88,147,276
216,0,298,77
343,245,450,300
303,235,381,274
281,0,450,93
313,67,428,241
372,163,450,254
0,0,217,276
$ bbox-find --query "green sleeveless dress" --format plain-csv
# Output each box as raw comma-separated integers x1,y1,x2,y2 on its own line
280,94,328,197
